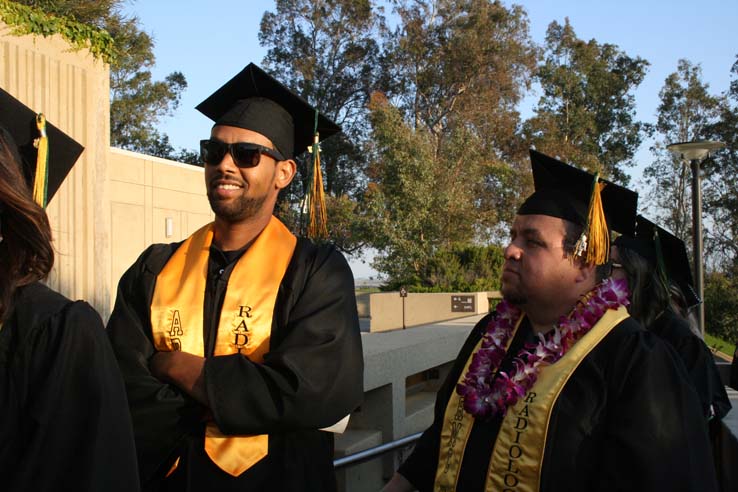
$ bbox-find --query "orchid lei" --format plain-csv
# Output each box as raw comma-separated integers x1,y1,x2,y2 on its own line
456,278,630,419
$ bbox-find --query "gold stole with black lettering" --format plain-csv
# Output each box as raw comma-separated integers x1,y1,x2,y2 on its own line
434,306,629,492
150,216,296,477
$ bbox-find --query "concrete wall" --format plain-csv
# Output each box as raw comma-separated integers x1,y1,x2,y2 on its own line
108,148,212,313
335,315,483,491
368,291,490,332
1,22,111,312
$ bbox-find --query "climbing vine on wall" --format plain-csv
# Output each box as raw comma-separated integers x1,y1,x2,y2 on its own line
0,0,115,64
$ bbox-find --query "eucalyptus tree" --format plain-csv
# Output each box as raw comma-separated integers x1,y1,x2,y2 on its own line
259,0,387,252
365,0,538,285
523,18,649,184
643,59,723,244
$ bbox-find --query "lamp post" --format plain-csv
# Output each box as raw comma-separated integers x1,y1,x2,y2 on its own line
666,140,725,337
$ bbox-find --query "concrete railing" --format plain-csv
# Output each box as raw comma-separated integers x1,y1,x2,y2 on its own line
334,314,483,492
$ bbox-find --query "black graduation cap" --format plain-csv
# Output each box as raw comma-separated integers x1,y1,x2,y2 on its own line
520,150,638,234
615,215,700,308
196,63,341,159
0,87,84,204
518,149,638,264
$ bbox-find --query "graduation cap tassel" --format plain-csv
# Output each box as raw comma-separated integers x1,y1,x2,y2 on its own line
306,111,328,239
32,114,49,208
574,173,609,265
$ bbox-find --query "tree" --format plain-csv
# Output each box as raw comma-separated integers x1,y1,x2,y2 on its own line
702,55,738,265
523,18,649,184
384,0,536,157
106,13,187,157
364,90,509,286
704,271,738,344
11,0,193,161
384,243,505,292
362,92,441,284
363,0,537,285
258,0,387,251
643,59,723,246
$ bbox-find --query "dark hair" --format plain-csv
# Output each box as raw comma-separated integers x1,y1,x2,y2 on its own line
562,220,609,282
562,220,583,257
0,129,54,321
668,283,701,337
617,246,670,327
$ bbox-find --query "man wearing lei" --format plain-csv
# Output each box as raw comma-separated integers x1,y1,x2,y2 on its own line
382,150,717,492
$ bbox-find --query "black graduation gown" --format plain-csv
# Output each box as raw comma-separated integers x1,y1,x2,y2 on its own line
106,237,364,492
648,308,731,420
399,313,718,492
0,282,140,492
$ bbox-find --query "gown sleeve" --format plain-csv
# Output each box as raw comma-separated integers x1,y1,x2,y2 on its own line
655,312,732,420
106,246,205,484
10,299,140,492
203,245,365,434
593,330,719,492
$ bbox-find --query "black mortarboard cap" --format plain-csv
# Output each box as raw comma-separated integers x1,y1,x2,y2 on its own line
615,215,700,308
0,87,84,203
196,63,341,159
518,149,638,236
517,150,638,265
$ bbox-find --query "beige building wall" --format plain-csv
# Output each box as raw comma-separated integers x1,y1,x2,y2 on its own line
1,23,213,319
1,23,112,313
109,148,213,314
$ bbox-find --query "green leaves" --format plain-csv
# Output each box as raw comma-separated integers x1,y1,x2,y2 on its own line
260,0,385,198
643,60,723,245
524,18,648,184
0,0,116,63
704,272,738,343
5,0,192,159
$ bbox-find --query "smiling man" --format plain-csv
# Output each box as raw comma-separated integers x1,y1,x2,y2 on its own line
382,150,718,492
107,63,363,492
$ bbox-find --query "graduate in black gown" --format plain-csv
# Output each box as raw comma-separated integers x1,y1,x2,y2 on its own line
0,89,139,492
382,150,717,492
611,215,731,421
106,63,364,492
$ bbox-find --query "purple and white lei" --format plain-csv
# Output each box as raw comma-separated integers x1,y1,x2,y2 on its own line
456,278,630,419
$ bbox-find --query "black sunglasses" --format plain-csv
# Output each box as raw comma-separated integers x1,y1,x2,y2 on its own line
200,139,285,168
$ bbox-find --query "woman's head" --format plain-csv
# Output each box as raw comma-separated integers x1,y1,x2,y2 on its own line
0,128,54,320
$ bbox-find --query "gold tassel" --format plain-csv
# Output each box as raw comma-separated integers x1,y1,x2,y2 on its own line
307,133,328,239
573,174,609,265
33,113,49,208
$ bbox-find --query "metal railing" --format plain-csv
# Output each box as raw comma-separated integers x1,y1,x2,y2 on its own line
334,432,422,469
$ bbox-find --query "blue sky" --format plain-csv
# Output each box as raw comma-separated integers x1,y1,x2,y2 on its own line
123,0,738,277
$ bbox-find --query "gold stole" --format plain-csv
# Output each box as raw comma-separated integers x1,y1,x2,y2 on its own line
434,306,629,492
434,316,523,492
150,216,297,477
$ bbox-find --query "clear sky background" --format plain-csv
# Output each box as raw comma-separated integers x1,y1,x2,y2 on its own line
122,0,738,278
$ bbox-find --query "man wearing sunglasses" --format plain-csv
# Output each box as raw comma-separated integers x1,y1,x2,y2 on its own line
107,63,363,492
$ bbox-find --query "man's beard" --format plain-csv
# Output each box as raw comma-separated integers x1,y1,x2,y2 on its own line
208,192,269,223
501,284,527,307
